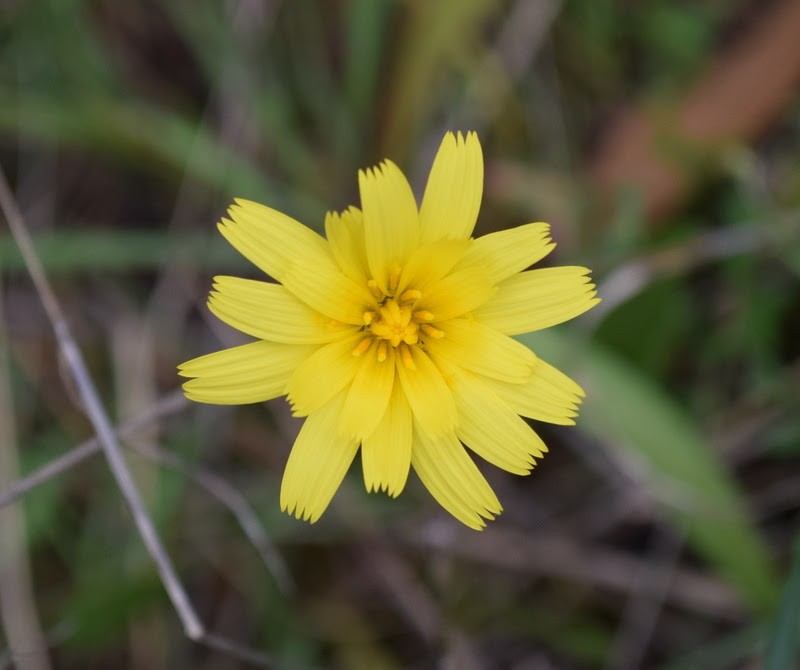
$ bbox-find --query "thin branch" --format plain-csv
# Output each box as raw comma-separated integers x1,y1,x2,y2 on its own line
0,390,186,509
200,633,278,667
604,526,684,670
0,619,284,670
0,167,205,636
0,389,294,595
0,283,52,670
129,438,295,595
412,523,743,620
589,214,800,324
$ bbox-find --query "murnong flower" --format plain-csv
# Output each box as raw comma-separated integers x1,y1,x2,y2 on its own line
178,132,599,529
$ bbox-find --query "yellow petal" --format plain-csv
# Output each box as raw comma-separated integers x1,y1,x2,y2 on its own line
474,266,600,335
286,332,364,416
280,392,359,523
411,429,501,530
448,368,547,475
456,222,555,284
419,131,483,242
178,341,313,405
224,200,374,325
421,269,495,322
396,238,471,296
482,356,583,425
425,317,536,383
220,199,329,283
339,343,396,440
358,160,420,294
208,276,357,344
325,207,369,284
282,260,375,325
395,346,457,438
361,383,412,497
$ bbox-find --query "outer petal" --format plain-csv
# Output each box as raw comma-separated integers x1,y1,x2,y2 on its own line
396,238,471,296
473,267,600,335
220,199,329,283
178,341,313,404
420,269,495,322
282,260,375,325
208,276,357,344
361,383,412,497
280,392,359,523
223,200,375,325
449,368,547,475
286,332,364,416
339,343,396,440
396,346,457,438
483,357,584,425
425,318,536,383
358,160,420,294
325,206,369,284
411,429,501,530
456,223,555,284
419,131,483,243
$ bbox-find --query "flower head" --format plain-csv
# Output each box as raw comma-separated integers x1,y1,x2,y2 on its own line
178,132,599,529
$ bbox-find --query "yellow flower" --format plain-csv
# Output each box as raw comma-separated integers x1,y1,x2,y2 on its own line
178,132,599,529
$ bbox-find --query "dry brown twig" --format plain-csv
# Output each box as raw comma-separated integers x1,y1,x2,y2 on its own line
0,167,282,668
0,282,52,670
0,388,294,595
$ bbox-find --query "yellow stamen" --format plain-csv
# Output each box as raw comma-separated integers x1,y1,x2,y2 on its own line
367,279,383,299
388,267,401,295
352,337,373,357
413,311,434,322
400,289,421,304
370,299,419,347
377,341,388,362
399,343,415,370
381,299,402,324
363,311,376,325
421,324,444,339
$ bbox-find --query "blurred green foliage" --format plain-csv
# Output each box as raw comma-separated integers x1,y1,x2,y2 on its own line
1,1,799,669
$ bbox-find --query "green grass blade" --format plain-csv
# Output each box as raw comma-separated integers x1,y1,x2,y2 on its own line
518,330,779,615
0,231,248,273
764,534,800,669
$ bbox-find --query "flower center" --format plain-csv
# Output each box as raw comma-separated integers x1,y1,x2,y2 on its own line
368,299,418,347
351,279,443,369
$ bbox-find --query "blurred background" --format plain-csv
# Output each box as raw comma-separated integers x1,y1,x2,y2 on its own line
1,0,799,668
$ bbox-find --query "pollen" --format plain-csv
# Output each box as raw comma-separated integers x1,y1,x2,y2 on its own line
367,279,383,299
420,323,444,339
399,343,415,370
369,299,419,347
376,341,388,362
400,289,422,303
352,337,373,357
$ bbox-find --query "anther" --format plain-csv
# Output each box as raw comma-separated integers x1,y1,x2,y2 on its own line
377,341,388,362
352,337,373,357
421,324,444,339
399,343,416,370
388,267,401,295
400,289,421,304
413,311,434,322
367,279,383,299
362,311,376,325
